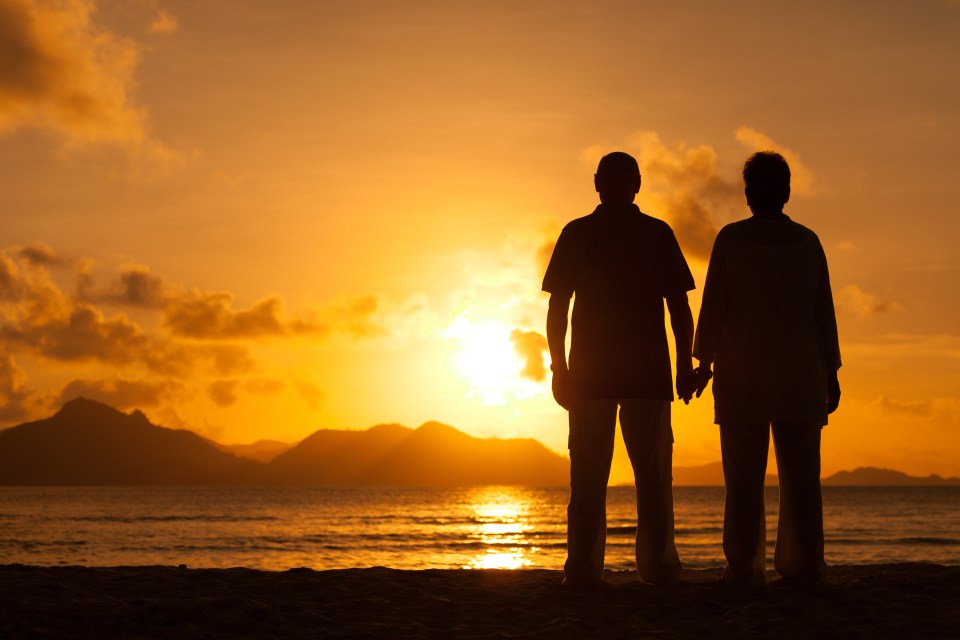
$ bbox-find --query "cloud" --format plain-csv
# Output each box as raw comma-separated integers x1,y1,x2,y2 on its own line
199,344,256,377
0,244,437,427
838,285,902,318
207,377,285,407
584,129,817,262
0,253,24,301
735,126,815,197
336,295,385,338
207,379,239,407
626,131,741,261
145,0,178,34
510,328,548,382
0,0,159,151
842,334,960,363
17,243,64,268
1,303,149,364
0,354,41,423
870,396,960,423
57,376,185,410
876,395,932,418
293,378,324,410
535,238,555,276
163,289,414,343
80,264,172,309
0,249,256,377
164,291,326,339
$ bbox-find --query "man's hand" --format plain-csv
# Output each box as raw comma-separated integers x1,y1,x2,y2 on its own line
677,365,712,405
827,370,841,414
693,364,712,399
552,368,573,411
676,370,696,405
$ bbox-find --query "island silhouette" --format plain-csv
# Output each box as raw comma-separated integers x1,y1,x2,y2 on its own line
0,397,568,486
0,398,955,487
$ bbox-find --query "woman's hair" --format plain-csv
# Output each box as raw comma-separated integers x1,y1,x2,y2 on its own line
743,151,790,207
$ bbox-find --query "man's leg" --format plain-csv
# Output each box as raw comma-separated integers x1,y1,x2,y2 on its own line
619,399,682,585
565,399,617,584
719,422,769,584
771,420,825,579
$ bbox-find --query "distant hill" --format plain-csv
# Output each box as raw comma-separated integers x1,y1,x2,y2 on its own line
217,439,294,463
2,400,956,487
669,464,960,487
0,398,262,485
0,399,568,487
672,462,777,486
267,421,568,486
822,467,960,486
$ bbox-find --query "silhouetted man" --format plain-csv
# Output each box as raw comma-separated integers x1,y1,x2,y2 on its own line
543,152,698,587
694,151,841,585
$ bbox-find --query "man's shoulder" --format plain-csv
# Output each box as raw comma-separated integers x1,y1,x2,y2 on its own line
790,220,820,241
561,211,600,231
561,208,678,240
635,211,676,235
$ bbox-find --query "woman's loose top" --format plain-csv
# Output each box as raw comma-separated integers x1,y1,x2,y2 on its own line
693,216,841,426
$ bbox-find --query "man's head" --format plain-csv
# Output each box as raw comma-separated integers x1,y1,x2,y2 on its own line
743,151,791,213
595,152,641,205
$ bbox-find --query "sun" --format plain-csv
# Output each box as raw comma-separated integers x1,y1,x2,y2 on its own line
445,316,543,405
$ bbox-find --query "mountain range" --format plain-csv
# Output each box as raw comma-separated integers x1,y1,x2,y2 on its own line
1,398,957,487
0,398,567,486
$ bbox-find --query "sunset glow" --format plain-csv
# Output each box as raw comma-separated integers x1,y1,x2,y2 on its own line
464,487,537,569
0,0,958,483
446,317,543,406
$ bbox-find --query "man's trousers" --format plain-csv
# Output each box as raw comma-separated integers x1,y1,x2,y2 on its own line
565,398,683,585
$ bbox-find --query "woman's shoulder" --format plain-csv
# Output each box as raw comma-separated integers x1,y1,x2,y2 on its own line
718,217,821,248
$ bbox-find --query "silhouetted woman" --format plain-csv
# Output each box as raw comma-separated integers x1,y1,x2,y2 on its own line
693,151,841,585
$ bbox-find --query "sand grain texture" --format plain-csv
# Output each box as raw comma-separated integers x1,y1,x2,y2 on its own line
1,563,957,639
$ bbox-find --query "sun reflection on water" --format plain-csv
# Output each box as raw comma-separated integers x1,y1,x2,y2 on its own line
462,486,539,569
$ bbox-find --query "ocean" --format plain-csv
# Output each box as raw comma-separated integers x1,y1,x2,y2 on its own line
1,486,957,571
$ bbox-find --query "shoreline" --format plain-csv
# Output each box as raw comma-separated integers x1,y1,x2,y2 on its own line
2,563,958,638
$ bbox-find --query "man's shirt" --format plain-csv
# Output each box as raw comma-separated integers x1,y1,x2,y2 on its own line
542,203,695,400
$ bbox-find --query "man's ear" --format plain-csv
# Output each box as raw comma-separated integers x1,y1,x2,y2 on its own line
783,185,791,205
594,174,601,193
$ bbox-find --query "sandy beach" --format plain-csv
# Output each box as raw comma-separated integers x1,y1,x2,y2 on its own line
1,563,957,639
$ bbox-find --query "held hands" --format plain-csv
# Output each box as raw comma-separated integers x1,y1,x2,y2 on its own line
677,365,712,405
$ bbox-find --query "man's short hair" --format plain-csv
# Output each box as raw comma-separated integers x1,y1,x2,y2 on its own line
743,151,790,206
596,152,640,181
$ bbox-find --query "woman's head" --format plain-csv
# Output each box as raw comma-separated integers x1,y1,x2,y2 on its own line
743,151,791,214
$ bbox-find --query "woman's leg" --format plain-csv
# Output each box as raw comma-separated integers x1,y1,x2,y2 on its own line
771,420,825,579
719,422,770,584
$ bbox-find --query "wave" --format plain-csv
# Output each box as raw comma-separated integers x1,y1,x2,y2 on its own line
896,537,960,546
607,526,722,536
3,539,88,549
828,537,960,546
66,514,280,523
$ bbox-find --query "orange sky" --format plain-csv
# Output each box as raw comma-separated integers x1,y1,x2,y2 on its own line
1,0,959,482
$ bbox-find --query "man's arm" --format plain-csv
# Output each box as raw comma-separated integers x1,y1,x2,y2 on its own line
666,292,696,404
546,293,573,410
